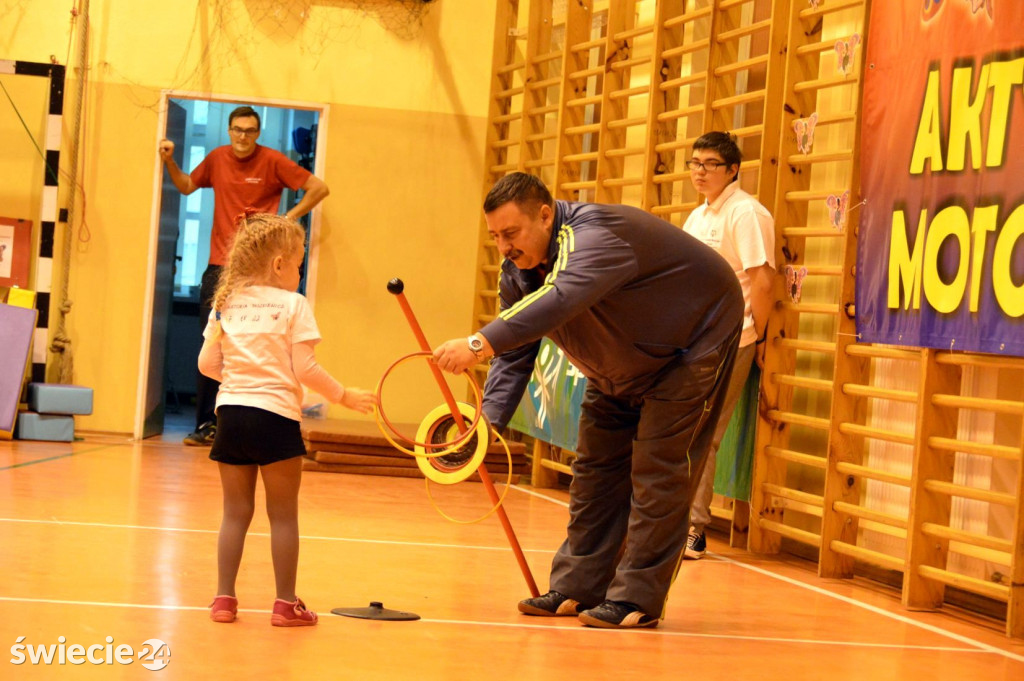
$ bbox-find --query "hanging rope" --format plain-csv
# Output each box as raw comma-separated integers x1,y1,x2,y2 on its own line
51,0,89,384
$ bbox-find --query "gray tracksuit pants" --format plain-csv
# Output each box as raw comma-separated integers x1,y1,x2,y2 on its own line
548,330,740,617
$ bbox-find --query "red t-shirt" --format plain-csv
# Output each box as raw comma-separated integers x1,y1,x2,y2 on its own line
190,145,312,265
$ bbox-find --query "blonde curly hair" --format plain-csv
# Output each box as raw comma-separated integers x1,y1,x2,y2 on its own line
211,212,306,316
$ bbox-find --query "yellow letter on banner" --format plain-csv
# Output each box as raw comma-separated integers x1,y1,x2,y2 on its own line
985,58,1024,168
947,63,990,171
888,209,927,310
910,69,944,174
970,205,999,312
992,205,1024,318
923,206,970,314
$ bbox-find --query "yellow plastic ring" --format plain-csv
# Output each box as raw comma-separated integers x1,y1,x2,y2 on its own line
414,402,489,484
373,351,483,458
424,431,515,524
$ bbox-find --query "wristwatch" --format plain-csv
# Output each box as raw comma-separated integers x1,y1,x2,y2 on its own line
467,335,486,359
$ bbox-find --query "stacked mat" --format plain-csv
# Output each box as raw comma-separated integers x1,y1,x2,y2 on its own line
301,418,529,484
16,383,94,442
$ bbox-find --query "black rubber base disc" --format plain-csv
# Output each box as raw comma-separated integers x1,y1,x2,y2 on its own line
331,601,420,621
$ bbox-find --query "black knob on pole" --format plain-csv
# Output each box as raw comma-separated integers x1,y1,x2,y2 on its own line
387,278,404,295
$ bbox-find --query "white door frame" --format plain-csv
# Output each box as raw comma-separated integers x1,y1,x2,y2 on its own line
134,91,330,440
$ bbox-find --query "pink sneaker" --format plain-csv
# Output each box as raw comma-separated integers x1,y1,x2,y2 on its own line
271,597,318,627
210,595,238,623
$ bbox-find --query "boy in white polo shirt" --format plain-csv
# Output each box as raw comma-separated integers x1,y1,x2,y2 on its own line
682,132,776,558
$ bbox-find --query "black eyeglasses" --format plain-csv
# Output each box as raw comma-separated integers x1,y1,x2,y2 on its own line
686,159,726,171
229,126,259,136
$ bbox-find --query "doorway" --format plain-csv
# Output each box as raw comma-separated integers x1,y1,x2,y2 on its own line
137,94,329,440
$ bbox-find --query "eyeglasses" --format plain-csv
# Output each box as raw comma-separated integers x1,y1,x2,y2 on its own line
229,126,259,136
686,159,726,172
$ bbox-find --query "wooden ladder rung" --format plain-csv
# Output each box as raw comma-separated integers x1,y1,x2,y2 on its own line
931,393,1024,416
613,23,655,42
774,374,833,393
778,301,840,316
604,146,645,159
829,540,905,572
793,75,861,94
663,7,714,30
921,522,1015,555
609,85,651,100
567,65,605,80
833,500,909,528
765,409,831,431
607,116,647,130
922,480,1017,506
837,422,915,447
560,180,598,191
609,54,653,71
712,89,765,109
799,0,864,20
763,482,823,509
926,436,1021,461
917,565,1010,602
757,518,822,548
716,18,772,44
834,461,912,488
562,151,599,163
656,103,704,122
601,176,643,188
844,344,921,361
660,71,707,90
565,94,603,108
662,39,711,59
780,227,846,238
526,76,562,90
841,383,918,404
764,445,827,469
785,150,855,165
774,337,837,354
569,37,606,54
564,122,602,135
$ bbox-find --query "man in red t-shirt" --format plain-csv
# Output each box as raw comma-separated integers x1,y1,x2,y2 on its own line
159,105,329,445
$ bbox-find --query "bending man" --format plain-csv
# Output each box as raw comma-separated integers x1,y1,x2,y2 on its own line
432,172,743,629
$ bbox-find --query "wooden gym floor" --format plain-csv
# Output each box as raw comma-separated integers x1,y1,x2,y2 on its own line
1,432,1023,680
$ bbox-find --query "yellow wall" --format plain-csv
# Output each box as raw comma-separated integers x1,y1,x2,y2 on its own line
0,0,495,433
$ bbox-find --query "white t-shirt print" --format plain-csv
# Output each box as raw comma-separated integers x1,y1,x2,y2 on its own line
203,285,322,421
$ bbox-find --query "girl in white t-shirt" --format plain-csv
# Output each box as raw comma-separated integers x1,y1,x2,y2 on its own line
198,212,375,627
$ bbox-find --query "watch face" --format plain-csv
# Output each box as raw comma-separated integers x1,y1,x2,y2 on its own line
469,337,484,351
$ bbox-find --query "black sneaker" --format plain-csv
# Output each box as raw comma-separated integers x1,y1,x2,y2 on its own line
685,528,706,560
183,421,216,447
578,600,659,629
518,590,586,617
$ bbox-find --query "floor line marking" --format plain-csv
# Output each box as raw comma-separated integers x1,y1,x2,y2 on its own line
517,487,1023,663
0,596,993,654
707,551,1024,664
0,445,121,471
0,517,553,553
510,484,570,508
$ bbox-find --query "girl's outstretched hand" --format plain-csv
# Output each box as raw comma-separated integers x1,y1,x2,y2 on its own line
340,387,376,414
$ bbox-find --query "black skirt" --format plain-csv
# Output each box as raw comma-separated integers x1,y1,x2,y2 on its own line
209,405,306,466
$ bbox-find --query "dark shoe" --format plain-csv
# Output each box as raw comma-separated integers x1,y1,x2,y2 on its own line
183,421,216,446
578,600,659,629
518,590,586,617
685,527,706,560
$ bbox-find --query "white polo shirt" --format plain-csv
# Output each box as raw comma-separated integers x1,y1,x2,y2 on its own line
683,182,775,347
